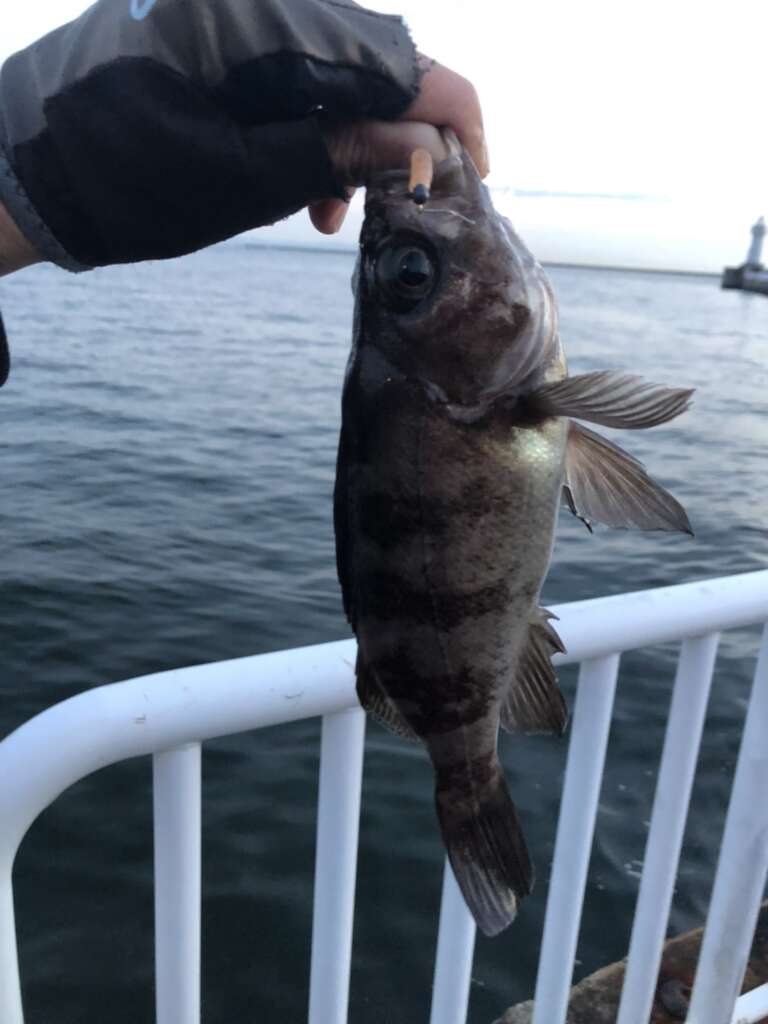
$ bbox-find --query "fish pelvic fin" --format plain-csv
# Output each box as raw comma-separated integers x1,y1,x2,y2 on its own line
501,608,568,736
563,420,693,535
526,371,694,429
355,655,420,742
435,767,533,936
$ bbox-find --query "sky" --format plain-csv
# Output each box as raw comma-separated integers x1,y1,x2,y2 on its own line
2,0,767,271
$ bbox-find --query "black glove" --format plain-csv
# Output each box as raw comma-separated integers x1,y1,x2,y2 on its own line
0,0,419,271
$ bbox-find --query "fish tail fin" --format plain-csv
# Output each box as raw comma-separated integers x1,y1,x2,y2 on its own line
435,768,533,936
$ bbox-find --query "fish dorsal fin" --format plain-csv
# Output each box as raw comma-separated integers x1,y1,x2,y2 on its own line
500,608,568,736
356,656,420,742
563,420,693,534
527,371,694,428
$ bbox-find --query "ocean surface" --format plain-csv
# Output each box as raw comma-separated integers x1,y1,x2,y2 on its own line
1,244,766,1024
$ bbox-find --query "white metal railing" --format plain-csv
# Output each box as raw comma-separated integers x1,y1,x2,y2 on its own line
1,570,767,1024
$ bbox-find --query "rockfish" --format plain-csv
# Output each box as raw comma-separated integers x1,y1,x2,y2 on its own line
334,133,692,936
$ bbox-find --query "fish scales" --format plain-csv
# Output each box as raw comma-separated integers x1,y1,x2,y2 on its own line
334,131,693,935
351,399,566,711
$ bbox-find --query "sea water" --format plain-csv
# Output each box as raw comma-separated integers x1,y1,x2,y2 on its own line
1,243,766,1023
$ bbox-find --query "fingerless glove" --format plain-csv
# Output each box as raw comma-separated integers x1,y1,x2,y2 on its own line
0,0,419,271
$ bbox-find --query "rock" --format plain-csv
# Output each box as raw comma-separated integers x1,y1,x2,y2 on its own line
493,901,768,1024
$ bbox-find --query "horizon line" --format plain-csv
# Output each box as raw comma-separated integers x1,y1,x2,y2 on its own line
491,187,665,202
238,240,720,277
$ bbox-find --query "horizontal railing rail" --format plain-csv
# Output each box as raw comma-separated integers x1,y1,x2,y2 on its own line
0,570,767,1024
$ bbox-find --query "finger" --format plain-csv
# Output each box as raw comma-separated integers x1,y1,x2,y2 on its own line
362,121,450,176
323,120,450,186
308,188,357,234
308,197,349,235
402,56,488,177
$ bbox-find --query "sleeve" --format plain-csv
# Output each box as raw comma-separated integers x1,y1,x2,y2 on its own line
0,0,420,271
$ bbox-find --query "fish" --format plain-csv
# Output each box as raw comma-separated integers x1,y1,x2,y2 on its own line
333,131,693,937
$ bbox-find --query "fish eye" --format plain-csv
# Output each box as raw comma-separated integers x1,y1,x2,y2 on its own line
376,243,437,312
397,249,432,287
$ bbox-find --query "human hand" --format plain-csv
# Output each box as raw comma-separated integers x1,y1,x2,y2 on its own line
0,201,41,280
309,56,488,234
0,0,483,272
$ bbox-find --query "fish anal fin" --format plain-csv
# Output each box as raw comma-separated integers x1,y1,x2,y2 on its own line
527,371,694,429
501,608,568,736
564,420,693,535
356,656,420,742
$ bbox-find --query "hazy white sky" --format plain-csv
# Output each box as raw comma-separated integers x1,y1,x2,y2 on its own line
2,0,767,270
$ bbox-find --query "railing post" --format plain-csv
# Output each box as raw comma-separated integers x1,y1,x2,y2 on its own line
616,633,720,1024
153,743,202,1024
686,624,768,1024
308,708,366,1024
732,982,768,1023
0,863,24,1024
430,860,476,1024
531,654,621,1024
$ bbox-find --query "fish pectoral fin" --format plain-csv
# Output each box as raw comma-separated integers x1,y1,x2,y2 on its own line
500,608,568,736
562,484,593,533
526,371,694,429
563,420,693,535
356,656,420,742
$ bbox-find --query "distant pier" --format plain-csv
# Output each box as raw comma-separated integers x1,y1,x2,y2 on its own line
722,216,768,294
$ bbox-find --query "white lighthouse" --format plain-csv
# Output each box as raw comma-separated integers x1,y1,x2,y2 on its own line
722,216,768,293
746,216,766,268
